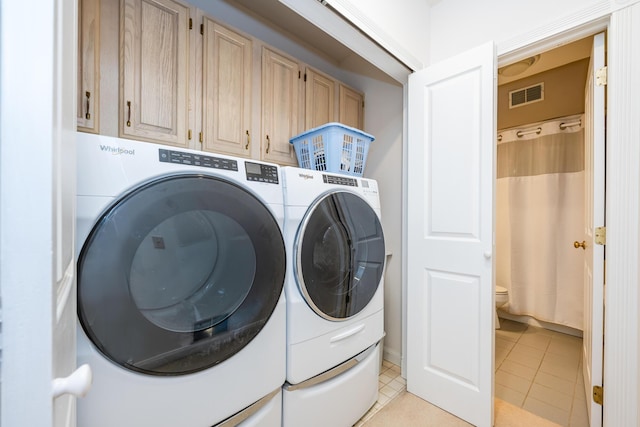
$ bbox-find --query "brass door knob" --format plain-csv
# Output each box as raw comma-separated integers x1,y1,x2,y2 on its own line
574,240,587,250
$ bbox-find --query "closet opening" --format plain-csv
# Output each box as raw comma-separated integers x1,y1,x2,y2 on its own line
494,32,605,427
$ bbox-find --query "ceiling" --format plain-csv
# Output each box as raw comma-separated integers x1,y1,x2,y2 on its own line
224,0,593,86
226,0,363,64
498,36,594,85
223,0,402,83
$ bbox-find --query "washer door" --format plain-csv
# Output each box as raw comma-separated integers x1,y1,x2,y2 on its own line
77,174,285,375
296,191,385,320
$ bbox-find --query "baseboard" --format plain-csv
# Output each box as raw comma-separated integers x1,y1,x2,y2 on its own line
498,310,583,337
382,347,402,367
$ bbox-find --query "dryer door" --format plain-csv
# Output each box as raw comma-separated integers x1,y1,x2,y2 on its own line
295,191,385,320
77,174,285,375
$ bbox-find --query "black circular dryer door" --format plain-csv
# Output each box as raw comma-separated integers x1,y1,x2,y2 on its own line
296,191,385,320
77,174,286,376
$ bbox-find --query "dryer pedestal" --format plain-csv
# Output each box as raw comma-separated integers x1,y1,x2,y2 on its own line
282,342,380,427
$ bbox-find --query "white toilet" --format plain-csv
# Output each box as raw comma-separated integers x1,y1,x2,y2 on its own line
495,285,509,329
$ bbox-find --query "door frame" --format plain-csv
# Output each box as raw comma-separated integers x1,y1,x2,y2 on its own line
401,4,640,427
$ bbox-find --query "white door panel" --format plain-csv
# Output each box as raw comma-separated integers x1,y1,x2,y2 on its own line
1,1,79,426
407,42,495,427
583,31,605,427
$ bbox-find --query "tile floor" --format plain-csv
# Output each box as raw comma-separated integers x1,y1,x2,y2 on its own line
355,318,590,427
495,318,589,427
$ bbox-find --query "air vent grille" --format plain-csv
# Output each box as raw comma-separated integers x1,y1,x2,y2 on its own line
509,83,544,108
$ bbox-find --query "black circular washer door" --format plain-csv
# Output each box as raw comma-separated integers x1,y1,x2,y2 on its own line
77,174,286,376
296,190,385,320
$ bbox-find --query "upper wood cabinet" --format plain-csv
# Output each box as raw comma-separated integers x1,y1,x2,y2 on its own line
261,47,299,166
120,0,190,147
305,68,336,129
201,18,252,158
339,83,364,130
84,0,367,165
77,0,100,133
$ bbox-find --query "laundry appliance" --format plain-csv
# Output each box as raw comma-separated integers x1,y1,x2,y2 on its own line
75,133,286,427
281,166,386,427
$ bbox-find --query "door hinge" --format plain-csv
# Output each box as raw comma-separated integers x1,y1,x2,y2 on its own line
593,385,603,405
595,226,606,245
298,70,301,79
199,132,203,143
304,73,307,82
189,18,192,30
596,66,607,86
200,23,204,35
188,129,192,140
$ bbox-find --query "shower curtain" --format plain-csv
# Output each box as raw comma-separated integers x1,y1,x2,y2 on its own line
496,115,584,330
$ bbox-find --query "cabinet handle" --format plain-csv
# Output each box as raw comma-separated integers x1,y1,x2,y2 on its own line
245,130,250,150
85,91,91,120
126,101,131,127
266,135,270,154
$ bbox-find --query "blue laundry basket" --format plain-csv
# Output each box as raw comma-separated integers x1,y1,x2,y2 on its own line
289,122,375,177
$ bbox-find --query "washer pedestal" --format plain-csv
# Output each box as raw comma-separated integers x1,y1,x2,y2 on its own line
282,342,380,427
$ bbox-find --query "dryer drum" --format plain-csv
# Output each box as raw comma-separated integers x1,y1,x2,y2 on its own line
77,174,286,376
296,191,385,320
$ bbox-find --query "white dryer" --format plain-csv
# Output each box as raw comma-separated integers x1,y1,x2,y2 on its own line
75,133,286,427
281,166,385,427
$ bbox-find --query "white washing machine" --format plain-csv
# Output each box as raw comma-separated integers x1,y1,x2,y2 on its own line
75,133,286,427
281,166,386,427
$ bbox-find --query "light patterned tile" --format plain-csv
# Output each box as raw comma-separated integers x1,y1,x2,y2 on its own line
378,372,394,385
376,392,390,406
495,369,532,394
570,394,590,427
387,378,405,392
547,341,582,360
517,332,552,351
496,336,516,352
510,342,545,361
505,348,543,370
499,359,537,381
394,376,406,386
495,383,526,407
523,396,570,426
533,371,575,396
388,364,401,375
527,383,573,412
539,356,579,382
380,383,400,398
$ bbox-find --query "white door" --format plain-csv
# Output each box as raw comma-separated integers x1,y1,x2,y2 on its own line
582,31,605,427
406,42,495,427
0,1,85,426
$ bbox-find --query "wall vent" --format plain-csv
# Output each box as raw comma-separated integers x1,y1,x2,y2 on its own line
509,83,544,108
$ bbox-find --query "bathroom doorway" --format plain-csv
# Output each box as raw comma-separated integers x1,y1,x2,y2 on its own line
494,32,605,427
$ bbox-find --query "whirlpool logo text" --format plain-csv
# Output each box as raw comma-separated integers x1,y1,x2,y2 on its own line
99,145,136,156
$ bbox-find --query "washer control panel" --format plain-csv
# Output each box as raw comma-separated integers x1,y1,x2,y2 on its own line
323,174,358,187
245,161,279,184
159,149,238,171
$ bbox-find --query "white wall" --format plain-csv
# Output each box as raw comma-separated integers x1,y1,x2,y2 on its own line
427,0,601,64
358,77,404,365
192,0,407,365
329,0,430,69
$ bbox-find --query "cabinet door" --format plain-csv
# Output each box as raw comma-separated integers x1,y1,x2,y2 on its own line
305,67,335,129
339,83,364,129
77,0,100,133
261,47,299,165
201,18,252,157
121,0,189,147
